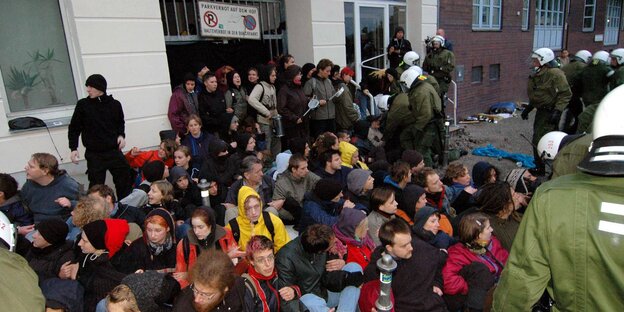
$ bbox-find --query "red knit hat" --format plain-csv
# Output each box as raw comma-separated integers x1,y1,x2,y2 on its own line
103,219,129,258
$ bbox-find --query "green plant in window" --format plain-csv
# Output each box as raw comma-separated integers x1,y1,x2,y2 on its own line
26,48,61,105
6,66,40,109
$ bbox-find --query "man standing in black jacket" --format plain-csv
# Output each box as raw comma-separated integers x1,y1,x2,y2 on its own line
68,74,132,199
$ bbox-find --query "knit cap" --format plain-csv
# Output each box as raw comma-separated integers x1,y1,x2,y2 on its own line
36,219,69,246
347,169,372,195
169,166,190,183
401,184,426,216
314,178,343,201
85,74,107,93
143,160,166,182
82,219,129,258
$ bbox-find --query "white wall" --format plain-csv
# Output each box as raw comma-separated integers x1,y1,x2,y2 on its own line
285,0,347,66
0,0,171,186
407,0,439,60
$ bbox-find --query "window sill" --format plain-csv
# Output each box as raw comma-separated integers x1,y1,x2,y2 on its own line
8,116,71,134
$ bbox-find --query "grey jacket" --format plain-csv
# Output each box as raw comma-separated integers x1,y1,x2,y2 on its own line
303,77,336,120
273,170,321,205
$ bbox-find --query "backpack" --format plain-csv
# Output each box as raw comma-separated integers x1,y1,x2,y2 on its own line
229,211,275,244
247,83,265,120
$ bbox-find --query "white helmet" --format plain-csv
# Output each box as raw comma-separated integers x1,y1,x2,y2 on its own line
374,94,392,112
610,48,624,65
0,212,16,251
578,85,624,176
592,50,610,64
431,35,445,47
575,50,592,63
531,48,555,66
403,51,420,67
537,131,568,160
400,66,422,90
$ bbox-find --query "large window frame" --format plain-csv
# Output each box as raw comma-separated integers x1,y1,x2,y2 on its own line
533,0,566,50
472,0,502,31
0,0,84,123
583,0,596,32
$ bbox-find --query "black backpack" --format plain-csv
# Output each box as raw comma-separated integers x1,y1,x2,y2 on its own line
229,211,275,244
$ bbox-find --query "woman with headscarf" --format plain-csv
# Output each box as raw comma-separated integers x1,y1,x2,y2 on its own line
277,64,309,146
219,112,240,154
198,139,238,189
333,208,375,269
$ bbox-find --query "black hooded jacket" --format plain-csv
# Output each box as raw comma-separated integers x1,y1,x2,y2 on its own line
68,94,125,152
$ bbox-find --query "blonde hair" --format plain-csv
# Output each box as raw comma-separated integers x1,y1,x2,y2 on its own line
106,284,139,312
72,197,108,228
151,180,174,203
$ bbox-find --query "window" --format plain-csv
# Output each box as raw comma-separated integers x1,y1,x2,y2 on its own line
583,0,596,31
0,0,77,115
489,64,500,81
533,0,566,50
471,66,483,83
472,0,502,30
522,0,530,31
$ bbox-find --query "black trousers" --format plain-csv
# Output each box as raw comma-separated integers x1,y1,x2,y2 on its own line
444,261,496,311
85,149,132,200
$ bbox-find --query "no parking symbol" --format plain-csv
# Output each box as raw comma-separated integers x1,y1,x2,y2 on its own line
203,10,218,28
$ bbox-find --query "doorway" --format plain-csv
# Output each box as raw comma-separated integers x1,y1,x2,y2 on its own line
344,1,407,82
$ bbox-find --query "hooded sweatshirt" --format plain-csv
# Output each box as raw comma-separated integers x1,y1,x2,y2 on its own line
226,186,290,252
339,141,369,170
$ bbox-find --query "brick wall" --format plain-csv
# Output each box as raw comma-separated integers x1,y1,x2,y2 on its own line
438,0,624,119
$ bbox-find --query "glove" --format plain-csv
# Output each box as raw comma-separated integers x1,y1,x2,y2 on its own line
549,110,562,125
521,105,533,120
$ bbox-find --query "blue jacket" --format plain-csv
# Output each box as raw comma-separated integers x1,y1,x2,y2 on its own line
21,173,81,223
314,166,352,190
299,192,344,233
0,194,32,226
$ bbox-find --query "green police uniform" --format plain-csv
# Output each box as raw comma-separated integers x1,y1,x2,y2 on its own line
560,60,587,132
610,66,624,90
492,173,624,311
576,62,614,133
423,48,455,95
526,67,571,165
551,133,591,179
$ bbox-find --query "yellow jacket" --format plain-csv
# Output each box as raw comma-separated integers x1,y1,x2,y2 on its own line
226,186,290,251
339,141,369,170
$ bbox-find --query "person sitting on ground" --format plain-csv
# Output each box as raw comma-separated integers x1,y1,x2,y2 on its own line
313,149,352,191
333,208,375,269
343,169,374,213
105,284,140,312
143,180,187,238
242,235,304,312
442,212,508,312
21,152,81,224
170,166,202,213
402,149,425,183
26,218,73,282
476,182,523,252
135,160,170,194
173,145,199,182
413,206,457,250
276,224,363,312
367,187,399,246
66,196,109,241
363,218,447,311
299,178,356,233
308,132,340,172
226,186,290,253
219,112,240,155
173,250,247,312
272,154,320,226
168,73,200,138
180,114,215,175
125,139,177,173
416,167,455,236
471,161,500,190
117,208,177,274
230,133,264,174
444,162,478,215
0,173,33,235
339,141,369,170
174,207,240,289
87,184,145,230
224,156,278,224
382,161,412,221
198,139,238,192
59,219,130,311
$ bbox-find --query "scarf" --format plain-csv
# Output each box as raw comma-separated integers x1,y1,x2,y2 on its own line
247,266,279,312
189,132,204,157
148,234,173,256
332,224,375,251
426,187,446,210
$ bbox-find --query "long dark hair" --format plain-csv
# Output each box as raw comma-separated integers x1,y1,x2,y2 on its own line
258,64,276,85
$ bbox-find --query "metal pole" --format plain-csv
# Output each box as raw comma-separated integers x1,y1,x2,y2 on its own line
375,254,397,312
443,120,450,167
198,179,211,208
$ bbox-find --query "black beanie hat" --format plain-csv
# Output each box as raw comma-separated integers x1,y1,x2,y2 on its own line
314,178,343,201
85,74,107,93
209,139,228,158
36,219,69,246
82,220,107,251
142,160,166,182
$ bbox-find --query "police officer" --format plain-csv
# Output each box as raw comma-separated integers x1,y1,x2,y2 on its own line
610,48,624,89
422,35,455,101
576,50,614,134
521,48,571,175
396,51,420,78
560,50,591,133
492,85,624,311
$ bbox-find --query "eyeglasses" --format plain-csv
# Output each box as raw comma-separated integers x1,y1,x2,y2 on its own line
254,254,275,264
190,283,218,301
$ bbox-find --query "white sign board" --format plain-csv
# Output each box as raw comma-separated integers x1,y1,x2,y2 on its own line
198,1,261,40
